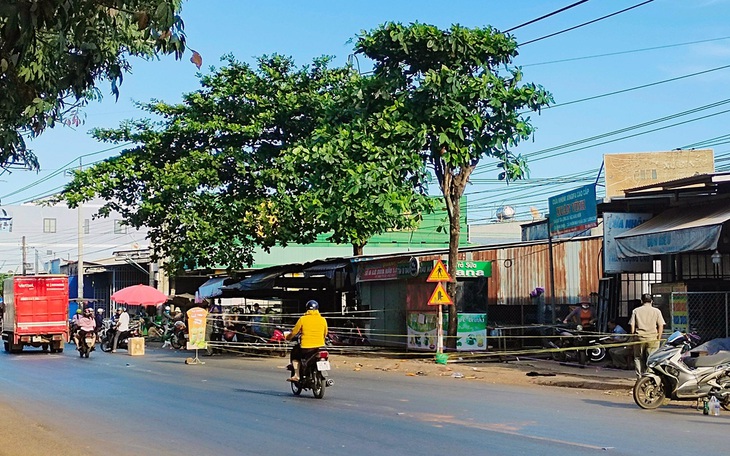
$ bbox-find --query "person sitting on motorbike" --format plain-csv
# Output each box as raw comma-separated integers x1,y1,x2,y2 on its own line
111,307,130,353
285,300,328,382
606,319,631,369
562,301,596,328
70,308,83,339
95,308,105,334
75,307,97,350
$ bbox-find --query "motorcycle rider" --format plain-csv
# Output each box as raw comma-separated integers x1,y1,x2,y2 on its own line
95,308,105,334
75,307,97,351
562,300,596,328
111,307,130,353
70,308,83,339
285,300,328,382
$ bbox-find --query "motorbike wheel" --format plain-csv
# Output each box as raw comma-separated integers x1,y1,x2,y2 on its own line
587,345,606,363
312,372,325,399
633,376,665,409
577,350,587,366
100,338,112,353
171,335,184,350
290,380,302,396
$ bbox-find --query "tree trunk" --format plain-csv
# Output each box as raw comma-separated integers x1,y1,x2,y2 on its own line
445,198,460,350
352,243,364,256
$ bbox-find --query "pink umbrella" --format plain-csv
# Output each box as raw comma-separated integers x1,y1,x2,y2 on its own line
111,284,169,306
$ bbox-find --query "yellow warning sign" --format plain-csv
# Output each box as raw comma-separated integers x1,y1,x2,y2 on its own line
428,282,454,305
426,259,452,283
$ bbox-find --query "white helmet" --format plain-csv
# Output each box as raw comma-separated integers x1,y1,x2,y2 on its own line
97,308,105,314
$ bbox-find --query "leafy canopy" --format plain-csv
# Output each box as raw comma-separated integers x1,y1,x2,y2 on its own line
0,0,191,172
356,22,552,345
63,54,431,270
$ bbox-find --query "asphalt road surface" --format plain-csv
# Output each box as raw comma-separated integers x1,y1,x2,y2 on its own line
0,345,727,455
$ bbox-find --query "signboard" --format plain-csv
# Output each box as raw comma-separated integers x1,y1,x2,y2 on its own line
548,184,598,236
603,212,653,273
455,313,487,352
427,259,452,283
186,307,208,350
406,312,486,351
428,282,454,305
604,149,714,198
454,261,492,278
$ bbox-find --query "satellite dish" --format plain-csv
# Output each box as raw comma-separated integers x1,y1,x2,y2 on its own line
496,205,515,221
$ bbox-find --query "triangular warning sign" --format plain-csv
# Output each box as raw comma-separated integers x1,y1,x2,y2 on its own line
426,259,452,283
428,282,454,305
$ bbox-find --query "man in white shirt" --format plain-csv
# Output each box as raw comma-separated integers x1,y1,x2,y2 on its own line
112,307,130,353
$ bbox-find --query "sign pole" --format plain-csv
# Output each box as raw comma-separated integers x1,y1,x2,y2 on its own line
437,304,443,354
426,259,453,356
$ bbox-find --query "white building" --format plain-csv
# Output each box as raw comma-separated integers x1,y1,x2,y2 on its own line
0,200,150,274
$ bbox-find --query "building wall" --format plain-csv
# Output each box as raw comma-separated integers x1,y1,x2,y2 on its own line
471,236,603,306
0,201,150,273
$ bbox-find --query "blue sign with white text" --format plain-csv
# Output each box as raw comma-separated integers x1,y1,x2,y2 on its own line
548,184,598,236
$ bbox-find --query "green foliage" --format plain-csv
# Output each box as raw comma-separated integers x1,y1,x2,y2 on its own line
355,22,552,344
62,54,431,271
0,0,188,171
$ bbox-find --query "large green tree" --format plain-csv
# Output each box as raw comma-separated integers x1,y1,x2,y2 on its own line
280,74,434,255
356,22,552,348
62,54,431,271
0,0,192,171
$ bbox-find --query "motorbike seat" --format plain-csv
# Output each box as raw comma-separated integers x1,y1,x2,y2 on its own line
683,350,730,368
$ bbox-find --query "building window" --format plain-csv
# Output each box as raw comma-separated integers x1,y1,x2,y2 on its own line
43,218,56,233
84,219,90,234
114,219,127,234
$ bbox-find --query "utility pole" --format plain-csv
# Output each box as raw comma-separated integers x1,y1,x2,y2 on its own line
77,158,84,304
21,235,26,275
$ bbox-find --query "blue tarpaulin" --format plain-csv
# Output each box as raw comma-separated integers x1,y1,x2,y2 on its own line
197,277,226,299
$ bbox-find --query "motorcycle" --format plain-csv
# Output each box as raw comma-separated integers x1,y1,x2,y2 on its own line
100,320,140,353
544,323,601,365
75,330,96,358
287,347,334,399
633,331,730,410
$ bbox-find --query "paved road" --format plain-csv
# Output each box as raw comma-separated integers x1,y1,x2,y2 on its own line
0,346,726,455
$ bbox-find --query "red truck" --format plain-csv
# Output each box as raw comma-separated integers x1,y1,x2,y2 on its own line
1,275,69,353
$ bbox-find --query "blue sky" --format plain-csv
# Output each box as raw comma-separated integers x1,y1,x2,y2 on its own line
3,0,730,224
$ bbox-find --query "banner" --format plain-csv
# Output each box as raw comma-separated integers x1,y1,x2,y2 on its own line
186,307,208,350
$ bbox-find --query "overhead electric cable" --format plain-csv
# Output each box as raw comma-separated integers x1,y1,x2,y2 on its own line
519,0,654,46
504,0,591,33
546,64,730,110
531,107,730,163
523,36,730,67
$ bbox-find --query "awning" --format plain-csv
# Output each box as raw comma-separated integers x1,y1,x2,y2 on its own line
224,271,281,292
615,204,730,257
197,277,226,299
303,262,350,280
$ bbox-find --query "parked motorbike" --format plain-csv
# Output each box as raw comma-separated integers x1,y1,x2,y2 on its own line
544,323,595,365
100,320,140,353
75,330,96,358
287,347,334,399
633,331,730,410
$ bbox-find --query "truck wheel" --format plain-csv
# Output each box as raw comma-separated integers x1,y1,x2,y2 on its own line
3,342,8,352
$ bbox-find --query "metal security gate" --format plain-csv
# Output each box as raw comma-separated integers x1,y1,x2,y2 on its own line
671,292,730,342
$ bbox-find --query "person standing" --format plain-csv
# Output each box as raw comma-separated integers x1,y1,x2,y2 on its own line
628,293,665,378
205,299,223,356
111,307,130,353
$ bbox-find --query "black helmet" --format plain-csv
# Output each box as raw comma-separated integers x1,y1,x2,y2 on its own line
305,300,319,311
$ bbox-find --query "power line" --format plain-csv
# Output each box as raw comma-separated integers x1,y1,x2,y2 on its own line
519,0,655,46
522,36,730,67
504,0,591,33
545,64,730,110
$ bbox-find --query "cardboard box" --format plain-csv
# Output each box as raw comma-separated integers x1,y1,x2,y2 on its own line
128,337,145,356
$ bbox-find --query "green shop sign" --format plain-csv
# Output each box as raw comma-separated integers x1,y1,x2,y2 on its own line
397,260,491,279
454,261,492,278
